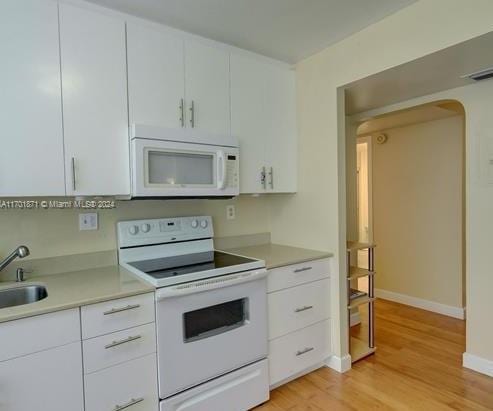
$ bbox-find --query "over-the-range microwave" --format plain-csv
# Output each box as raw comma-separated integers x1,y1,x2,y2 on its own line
130,124,239,198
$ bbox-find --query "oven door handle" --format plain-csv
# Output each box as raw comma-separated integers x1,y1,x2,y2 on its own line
155,269,268,300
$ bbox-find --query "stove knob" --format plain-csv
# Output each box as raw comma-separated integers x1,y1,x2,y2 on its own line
128,225,139,235
200,220,208,229
141,223,151,233
191,219,199,229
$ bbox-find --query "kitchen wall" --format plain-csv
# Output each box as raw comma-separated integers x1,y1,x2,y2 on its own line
366,115,464,309
268,0,493,364
0,195,271,260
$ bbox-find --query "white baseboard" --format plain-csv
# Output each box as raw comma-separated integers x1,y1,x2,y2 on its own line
325,354,351,373
375,288,465,320
463,352,493,377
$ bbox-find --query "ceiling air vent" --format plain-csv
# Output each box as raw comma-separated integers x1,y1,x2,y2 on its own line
462,67,493,81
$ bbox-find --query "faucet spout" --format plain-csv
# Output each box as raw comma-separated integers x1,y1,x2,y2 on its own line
0,246,30,272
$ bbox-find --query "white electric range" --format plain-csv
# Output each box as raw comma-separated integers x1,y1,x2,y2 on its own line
117,216,270,411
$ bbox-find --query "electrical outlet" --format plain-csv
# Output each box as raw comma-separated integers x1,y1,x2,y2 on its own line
79,213,98,231
226,205,236,220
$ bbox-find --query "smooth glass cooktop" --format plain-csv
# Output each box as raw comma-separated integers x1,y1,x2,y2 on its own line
128,251,257,280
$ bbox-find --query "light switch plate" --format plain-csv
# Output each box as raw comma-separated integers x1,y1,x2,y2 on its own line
226,205,236,220
79,213,98,231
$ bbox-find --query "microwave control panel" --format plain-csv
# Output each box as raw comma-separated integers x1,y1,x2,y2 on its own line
226,154,239,188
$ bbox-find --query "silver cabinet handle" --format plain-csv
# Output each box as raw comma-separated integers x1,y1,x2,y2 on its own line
296,347,314,356
112,397,144,411
179,98,185,127
260,167,267,189
189,100,195,128
294,305,313,313
103,304,140,316
71,157,77,191
294,267,313,273
105,334,142,349
268,167,274,189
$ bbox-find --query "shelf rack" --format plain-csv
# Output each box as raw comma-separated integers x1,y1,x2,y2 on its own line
347,241,376,363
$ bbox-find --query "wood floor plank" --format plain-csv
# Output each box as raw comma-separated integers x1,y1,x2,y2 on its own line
255,299,493,410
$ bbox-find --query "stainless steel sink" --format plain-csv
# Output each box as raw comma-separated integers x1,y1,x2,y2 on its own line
0,285,48,309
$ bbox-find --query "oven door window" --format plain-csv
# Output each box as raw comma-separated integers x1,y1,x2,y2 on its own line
183,298,248,343
147,150,214,186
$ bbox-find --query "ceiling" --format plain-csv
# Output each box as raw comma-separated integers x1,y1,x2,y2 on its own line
86,0,417,63
357,103,463,135
346,31,493,115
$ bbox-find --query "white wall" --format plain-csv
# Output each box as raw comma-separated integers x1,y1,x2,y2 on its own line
367,116,464,309
269,0,493,362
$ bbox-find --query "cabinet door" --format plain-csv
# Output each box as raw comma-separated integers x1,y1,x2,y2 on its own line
0,0,65,196
59,3,130,196
127,22,185,129
230,54,267,194
264,65,297,193
0,342,84,411
185,40,230,136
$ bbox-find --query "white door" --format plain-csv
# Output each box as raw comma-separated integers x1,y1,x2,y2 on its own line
230,54,267,193
0,342,84,411
127,22,185,129
263,64,297,193
59,3,130,196
0,0,65,196
185,40,230,136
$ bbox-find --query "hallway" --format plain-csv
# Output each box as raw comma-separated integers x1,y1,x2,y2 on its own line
256,299,493,410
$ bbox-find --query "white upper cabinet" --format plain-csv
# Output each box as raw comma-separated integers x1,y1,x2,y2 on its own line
231,53,297,194
185,40,231,136
263,64,297,193
0,0,65,196
230,54,267,193
59,3,130,196
127,22,185,130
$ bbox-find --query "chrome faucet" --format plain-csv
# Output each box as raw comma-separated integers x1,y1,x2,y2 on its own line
0,246,30,272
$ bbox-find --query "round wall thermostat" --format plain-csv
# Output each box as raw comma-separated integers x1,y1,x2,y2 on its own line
376,133,388,144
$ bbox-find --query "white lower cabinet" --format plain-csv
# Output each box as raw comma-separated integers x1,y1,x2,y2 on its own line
82,293,158,411
0,341,84,411
267,258,332,387
85,353,158,411
269,320,331,387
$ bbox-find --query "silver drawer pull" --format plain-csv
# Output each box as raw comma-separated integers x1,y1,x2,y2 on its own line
294,267,312,273
103,304,140,316
296,347,314,356
105,335,142,349
113,397,144,411
294,305,314,313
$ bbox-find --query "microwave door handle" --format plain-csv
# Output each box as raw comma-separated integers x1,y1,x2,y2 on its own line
217,150,226,190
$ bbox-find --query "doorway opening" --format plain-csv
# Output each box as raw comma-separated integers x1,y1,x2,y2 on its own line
347,100,466,362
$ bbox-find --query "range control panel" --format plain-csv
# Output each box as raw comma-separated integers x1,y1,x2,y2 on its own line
117,216,213,248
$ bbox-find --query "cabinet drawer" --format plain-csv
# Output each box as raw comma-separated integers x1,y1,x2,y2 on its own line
0,309,80,362
267,258,330,292
81,293,155,339
268,279,330,340
269,320,331,386
85,353,158,411
83,323,156,374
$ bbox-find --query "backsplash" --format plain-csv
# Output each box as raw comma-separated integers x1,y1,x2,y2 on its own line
0,196,271,262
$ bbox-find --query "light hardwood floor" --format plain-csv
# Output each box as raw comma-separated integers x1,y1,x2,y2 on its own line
255,299,493,410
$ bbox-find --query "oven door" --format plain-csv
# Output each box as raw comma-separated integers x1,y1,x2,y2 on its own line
131,138,239,197
155,269,268,399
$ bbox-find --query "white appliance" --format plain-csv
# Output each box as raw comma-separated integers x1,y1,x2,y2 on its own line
130,125,240,198
117,216,269,411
